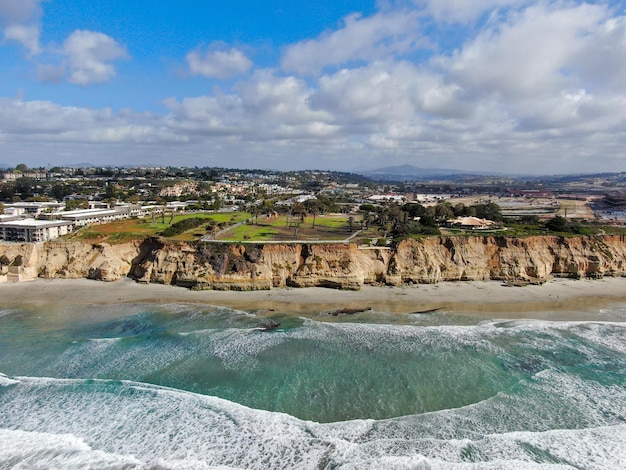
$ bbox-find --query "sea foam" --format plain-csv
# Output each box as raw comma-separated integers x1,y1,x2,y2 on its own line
1,374,625,469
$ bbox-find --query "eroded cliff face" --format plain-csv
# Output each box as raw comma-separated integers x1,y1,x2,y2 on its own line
0,241,139,282
1,235,626,289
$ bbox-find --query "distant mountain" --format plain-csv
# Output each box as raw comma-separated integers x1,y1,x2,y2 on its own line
61,162,99,168
359,164,504,181
0,163,12,170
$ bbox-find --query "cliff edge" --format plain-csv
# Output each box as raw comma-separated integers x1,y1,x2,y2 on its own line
1,235,626,289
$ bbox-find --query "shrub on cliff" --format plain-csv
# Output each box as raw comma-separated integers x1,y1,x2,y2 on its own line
545,216,592,235
160,217,209,237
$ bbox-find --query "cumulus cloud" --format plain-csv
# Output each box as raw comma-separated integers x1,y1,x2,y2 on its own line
417,0,532,23
164,70,336,139
429,0,626,141
0,97,184,143
0,0,43,24
186,44,252,79
4,1,626,173
311,61,464,127
281,10,423,75
3,23,40,54
0,0,43,55
1,2,129,85
444,3,608,100
62,30,129,85
570,14,626,92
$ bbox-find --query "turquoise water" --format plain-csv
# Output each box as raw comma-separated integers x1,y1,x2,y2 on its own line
1,301,625,468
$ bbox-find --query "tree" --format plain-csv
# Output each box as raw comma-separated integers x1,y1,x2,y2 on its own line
293,219,301,238
474,202,502,222
292,202,307,223
361,210,372,229
64,199,88,211
0,182,16,201
14,177,34,197
403,203,427,219
247,203,261,224
260,199,275,219
210,195,222,210
15,163,28,172
545,215,569,232
305,199,321,227
317,194,339,213
419,214,437,227
50,184,71,201
433,202,454,222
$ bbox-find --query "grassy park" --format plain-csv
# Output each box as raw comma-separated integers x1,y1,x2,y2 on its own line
66,212,247,243
64,212,363,244
220,214,360,242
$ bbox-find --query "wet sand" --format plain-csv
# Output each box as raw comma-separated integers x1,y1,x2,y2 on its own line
1,276,626,320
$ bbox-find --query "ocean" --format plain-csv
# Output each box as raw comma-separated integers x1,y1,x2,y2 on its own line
0,300,625,469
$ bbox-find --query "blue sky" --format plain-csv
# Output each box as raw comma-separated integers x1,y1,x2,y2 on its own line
2,0,626,174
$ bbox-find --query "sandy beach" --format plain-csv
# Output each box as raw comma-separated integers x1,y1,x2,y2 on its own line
1,276,626,320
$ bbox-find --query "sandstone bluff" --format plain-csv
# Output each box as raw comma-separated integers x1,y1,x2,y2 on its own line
1,236,626,289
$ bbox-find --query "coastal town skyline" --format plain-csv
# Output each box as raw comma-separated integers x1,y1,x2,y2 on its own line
2,1,626,174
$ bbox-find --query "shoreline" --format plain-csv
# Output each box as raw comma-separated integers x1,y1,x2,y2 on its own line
2,276,626,320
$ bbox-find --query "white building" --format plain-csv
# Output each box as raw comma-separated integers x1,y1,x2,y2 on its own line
1,171,47,181
3,202,65,216
59,208,129,227
0,219,74,242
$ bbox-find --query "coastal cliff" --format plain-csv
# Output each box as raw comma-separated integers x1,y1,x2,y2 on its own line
1,235,626,289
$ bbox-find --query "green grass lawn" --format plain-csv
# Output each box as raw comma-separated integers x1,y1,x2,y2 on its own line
64,210,626,244
67,212,249,243
219,214,359,241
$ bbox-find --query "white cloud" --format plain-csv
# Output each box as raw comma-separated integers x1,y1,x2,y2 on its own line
3,23,40,54
418,0,531,23
281,10,423,75
570,15,626,93
36,62,66,83
1,2,129,85
308,61,468,144
5,1,626,173
62,30,129,85
0,0,42,24
0,0,43,55
444,3,608,100
430,1,626,141
164,70,336,139
186,45,252,79
0,98,184,144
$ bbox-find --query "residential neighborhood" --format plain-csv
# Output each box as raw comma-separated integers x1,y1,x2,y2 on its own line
2,164,626,243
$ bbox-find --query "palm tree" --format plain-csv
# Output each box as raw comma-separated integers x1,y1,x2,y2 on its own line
247,203,261,224
305,199,321,228
292,202,307,223
361,210,372,229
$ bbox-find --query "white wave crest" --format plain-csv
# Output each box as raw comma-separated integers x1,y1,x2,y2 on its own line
0,376,624,469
